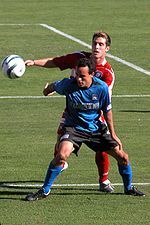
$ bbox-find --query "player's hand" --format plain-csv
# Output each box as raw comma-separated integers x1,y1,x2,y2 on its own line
43,83,50,96
112,134,122,150
43,83,56,96
24,60,35,66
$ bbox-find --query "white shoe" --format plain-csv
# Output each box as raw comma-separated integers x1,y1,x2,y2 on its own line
99,179,114,193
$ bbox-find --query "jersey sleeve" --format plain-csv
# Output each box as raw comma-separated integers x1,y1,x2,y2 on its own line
54,78,72,95
101,63,115,92
53,51,91,71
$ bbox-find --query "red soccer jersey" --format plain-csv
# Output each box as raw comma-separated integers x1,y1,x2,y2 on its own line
53,51,115,91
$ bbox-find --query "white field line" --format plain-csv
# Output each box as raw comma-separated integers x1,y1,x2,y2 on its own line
0,24,38,26
40,23,150,76
0,182,150,188
0,23,150,76
0,95,150,99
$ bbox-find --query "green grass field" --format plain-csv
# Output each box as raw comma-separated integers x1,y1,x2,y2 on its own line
0,0,150,225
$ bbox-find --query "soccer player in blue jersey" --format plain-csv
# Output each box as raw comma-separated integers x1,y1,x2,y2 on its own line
25,58,144,201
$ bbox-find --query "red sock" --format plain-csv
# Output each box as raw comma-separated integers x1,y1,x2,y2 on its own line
95,151,110,183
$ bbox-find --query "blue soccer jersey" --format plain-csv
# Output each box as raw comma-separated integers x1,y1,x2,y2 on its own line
54,77,112,133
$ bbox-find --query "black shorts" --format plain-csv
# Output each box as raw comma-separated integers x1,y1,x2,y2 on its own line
59,125,118,154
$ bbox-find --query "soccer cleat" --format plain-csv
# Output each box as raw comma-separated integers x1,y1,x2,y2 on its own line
25,189,50,201
99,179,114,193
125,186,145,196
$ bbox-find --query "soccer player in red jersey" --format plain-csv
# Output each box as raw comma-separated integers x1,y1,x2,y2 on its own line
25,31,115,192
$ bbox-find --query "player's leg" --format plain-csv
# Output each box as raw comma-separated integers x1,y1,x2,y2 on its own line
107,146,145,196
95,151,114,193
54,123,69,171
96,114,114,192
95,151,109,183
42,140,73,193
25,140,73,201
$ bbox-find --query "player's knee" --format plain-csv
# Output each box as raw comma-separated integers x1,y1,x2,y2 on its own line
53,153,67,166
56,149,71,163
59,152,67,162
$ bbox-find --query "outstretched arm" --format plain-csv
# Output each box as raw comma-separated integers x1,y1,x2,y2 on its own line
25,58,56,68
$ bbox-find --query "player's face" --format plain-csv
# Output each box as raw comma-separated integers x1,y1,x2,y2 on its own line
92,37,109,59
76,66,93,88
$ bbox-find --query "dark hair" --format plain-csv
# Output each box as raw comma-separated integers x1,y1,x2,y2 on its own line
77,58,94,74
92,31,111,46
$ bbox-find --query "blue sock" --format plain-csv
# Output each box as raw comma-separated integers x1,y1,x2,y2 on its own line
118,163,132,191
42,163,64,194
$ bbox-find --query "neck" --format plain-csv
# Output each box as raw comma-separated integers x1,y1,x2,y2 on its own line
87,79,93,88
91,55,106,66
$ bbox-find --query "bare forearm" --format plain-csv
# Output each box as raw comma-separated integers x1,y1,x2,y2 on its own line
25,58,56,68
104,110,115,135
34,58,56,68
104,109,122,149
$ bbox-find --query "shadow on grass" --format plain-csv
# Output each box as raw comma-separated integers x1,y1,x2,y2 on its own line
119,110,150,113
0,181,124,200
0,180,42,189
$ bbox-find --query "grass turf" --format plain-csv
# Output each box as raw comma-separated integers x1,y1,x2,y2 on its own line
0,0,150,224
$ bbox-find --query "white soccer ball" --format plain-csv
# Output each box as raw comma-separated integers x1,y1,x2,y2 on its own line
1,55,26,79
